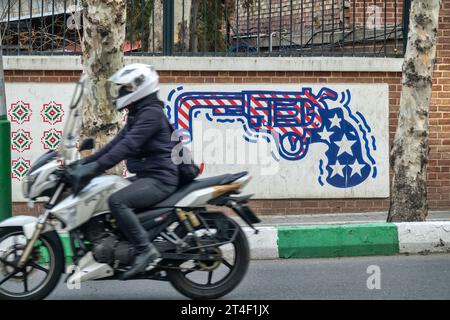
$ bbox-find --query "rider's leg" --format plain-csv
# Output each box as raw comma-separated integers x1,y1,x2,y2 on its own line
108,177,177,279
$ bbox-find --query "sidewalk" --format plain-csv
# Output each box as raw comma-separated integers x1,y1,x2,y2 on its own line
233,210,450,226
236,211,450,260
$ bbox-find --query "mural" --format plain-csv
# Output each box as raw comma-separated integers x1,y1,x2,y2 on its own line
6,83,388,201
5,84,75,199
165,86,379,189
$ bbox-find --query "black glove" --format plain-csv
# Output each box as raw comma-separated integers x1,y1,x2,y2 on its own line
69,157,90,167
67,161,103,194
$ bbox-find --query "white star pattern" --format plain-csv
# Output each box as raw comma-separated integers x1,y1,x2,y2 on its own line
318,127,334,143
349,159,366,177
334,134,356,156
329,113,341,129
329,160,346,178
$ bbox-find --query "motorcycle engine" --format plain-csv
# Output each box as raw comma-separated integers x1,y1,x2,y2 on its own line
92,234,135,266
81,215,135,266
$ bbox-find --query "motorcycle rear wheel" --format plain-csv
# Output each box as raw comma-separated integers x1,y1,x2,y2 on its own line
167,216,250,300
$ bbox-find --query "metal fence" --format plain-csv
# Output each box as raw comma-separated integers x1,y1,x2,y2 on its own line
0,0,409,57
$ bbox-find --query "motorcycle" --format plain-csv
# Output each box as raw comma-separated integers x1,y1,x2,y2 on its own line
0,79,260,300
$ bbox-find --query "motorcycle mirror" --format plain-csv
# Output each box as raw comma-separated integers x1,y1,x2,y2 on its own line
79,138,95,152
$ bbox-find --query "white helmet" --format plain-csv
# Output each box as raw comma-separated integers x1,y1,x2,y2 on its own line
108,63,159,111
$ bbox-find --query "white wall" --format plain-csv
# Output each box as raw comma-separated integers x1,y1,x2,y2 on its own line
6,82,389,201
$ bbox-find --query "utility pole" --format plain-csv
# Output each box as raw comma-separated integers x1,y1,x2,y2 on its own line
0,49,11,221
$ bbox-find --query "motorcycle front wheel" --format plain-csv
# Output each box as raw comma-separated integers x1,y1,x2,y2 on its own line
0,228,65,300
167,215,250,299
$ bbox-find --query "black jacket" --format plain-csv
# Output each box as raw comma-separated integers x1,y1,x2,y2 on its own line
84,93,179,186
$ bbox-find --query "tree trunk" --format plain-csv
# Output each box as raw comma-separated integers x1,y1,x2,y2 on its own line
149,0,163,52
388,0,442,222
174,0,191,52
189,0,200,52
80,0,126,172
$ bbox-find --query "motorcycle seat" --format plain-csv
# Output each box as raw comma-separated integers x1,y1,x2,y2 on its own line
152,171,248,208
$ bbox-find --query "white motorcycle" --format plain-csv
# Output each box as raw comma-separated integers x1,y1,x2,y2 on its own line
0,80,260,300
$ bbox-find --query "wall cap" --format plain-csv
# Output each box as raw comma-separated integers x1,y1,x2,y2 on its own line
4,55,403,72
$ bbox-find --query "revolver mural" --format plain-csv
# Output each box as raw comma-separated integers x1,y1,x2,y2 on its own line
165,86,377,189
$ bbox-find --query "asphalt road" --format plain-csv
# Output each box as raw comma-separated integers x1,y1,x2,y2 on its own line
47,254,450,300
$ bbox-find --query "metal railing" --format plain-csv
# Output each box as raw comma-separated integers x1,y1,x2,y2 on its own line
0,0,409,57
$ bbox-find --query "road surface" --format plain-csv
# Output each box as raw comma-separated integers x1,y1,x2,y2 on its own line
47,253,450,300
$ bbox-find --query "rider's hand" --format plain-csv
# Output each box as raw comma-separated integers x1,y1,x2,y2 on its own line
68,158,89,168
68,161,104,194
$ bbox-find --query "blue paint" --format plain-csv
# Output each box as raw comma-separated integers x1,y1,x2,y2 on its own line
318,177,324,186
217,119,236,123
165,105,172,121
244,136,258,143
205,113,213,122
356,111,372,133
167,86,378,189
168,89,177,102
318,159,325,186
339,92,346,104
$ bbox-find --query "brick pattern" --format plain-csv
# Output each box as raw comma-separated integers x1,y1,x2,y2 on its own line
350,0,403,26
236,0,403,34
428,0,450,210
236,0,342,34
4,70,81,83
12,202,45,216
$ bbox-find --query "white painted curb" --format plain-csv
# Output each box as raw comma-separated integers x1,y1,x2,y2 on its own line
395,222,450,254
61,222,450,267
242,226,278,260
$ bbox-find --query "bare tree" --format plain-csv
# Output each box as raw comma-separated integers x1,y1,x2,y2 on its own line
188,0,201,52
148,0,163,52
388,0,442,222
80,0,126,172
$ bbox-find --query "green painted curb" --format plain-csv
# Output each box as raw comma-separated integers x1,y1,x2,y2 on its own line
277,223,400,258
51,224,401,263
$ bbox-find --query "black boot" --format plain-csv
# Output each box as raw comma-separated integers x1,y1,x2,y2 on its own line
109,202,161,280
120,245,161,280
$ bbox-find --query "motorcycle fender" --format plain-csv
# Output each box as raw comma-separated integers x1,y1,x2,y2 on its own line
0,215,54,239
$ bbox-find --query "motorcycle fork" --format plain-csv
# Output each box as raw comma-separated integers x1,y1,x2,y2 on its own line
18,183,65,268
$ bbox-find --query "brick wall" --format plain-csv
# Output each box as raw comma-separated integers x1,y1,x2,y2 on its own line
428,0,450,212
236,0,403,34
6,68,398,215
234,0,404,55
237,0,341,34
351,0,404,26
6,0,450,216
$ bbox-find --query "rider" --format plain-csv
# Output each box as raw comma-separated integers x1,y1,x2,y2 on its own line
72,64,179,280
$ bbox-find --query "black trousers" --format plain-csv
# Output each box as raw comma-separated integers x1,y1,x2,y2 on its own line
108,177,177,253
